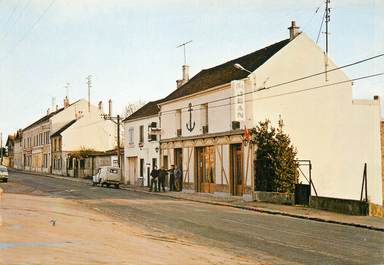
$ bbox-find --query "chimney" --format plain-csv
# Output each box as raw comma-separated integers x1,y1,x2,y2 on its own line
288,21,300,41
55,104,58,111
47,108,50,115
63,96,70,108
374,95,380,101
176,65,190,88
108,99,112,117
98,101,103,112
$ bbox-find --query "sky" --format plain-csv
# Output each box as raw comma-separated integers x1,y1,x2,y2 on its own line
0,0,383,143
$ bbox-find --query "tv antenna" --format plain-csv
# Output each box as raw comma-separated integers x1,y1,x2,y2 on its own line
176,40,192,65
86,75,92,112
65,82,70,98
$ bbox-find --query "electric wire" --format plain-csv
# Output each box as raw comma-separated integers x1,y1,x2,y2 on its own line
157,53,384,116
158,72,384,117
316,9,326,44
0,0,33,43
0,0,56,62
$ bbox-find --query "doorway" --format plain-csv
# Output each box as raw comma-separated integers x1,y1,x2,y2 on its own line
127,157,138,185
230,144,243,196
195,146,215,193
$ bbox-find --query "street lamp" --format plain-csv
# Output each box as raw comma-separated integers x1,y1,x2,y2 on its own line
234,63,252,74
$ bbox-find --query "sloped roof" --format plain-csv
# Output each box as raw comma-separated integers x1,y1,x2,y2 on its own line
50,119,78,137
23,108,64,132
123,99,164,122
22,99,81,132
163,39,290,103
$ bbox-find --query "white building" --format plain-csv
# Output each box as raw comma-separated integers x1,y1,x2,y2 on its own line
159,21,382,205
50,100,117,177
123,100,162,186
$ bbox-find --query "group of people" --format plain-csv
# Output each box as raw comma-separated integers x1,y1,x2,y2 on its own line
149,165,182,192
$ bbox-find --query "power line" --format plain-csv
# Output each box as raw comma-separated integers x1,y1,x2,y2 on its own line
159,71,384,117
0,0,33,43
0,0,56,62
159,53,384,116
316,9,326,44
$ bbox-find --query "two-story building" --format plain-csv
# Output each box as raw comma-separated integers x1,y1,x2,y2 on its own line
123,100,162,186
13,130,23,169
22,97,106,173
5,134,15,168
50,100,117,177
159,21,382,205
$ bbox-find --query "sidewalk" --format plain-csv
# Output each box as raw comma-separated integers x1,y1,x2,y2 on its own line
10,169,384,232
122,185,384,232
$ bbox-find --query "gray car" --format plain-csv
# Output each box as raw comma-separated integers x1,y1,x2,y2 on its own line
0,166,8,182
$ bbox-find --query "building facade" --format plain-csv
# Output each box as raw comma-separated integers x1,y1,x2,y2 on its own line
123,100,161,186
158,22,383,205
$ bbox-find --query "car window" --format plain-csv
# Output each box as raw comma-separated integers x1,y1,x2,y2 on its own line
109,168,118,174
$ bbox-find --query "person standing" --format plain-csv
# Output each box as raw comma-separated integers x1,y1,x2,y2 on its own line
169,165,176,191
149,166,159,192
175,166,183,192
158,167,166,192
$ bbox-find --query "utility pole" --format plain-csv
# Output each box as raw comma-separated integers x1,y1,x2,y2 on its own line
0,132,3,165
103,114,122,178
86,75,92,112
325,0,330,81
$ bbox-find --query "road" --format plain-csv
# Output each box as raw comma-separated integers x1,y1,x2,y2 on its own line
1,171,383,265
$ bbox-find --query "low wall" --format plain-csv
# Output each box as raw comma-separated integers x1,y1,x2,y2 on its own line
369,203,384,217
253,191,294,205
309,196,369,216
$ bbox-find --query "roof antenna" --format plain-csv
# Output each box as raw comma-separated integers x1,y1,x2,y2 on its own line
176,40,192,65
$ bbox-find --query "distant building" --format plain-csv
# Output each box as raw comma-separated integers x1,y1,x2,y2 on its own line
123,100,162,185
50,108,117,177
5,134,15,168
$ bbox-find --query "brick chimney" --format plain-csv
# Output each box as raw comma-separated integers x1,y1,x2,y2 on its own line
108,99,112,117
98,101,103,112
176,65,190,88
63,96,70,108
288,21,300,41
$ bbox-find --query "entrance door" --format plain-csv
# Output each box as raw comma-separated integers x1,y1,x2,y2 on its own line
230,144,243,196
128,157,138,185
174,148,183,170
195,146,215,193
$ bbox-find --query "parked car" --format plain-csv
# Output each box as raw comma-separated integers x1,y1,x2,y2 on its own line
92,166,120,188
0,166,8,182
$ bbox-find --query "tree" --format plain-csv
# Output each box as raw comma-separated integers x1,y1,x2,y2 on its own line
251,119,299,193
123,101,146,118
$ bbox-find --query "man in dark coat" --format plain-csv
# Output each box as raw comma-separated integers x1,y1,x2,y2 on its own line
169,165,176,191
149,166,159,192
158,167,166,192
175,166,183,192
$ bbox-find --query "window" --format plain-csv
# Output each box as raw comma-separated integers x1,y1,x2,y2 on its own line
139,125,144,143
128,127,134,144
80,159,85,169
140,159,144,177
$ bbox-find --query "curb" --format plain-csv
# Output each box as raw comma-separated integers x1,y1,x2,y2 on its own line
121,186,384,233
8,170,384,232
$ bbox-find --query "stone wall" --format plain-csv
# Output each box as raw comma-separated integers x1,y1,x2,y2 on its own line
253,191,294,205
309,196,369,215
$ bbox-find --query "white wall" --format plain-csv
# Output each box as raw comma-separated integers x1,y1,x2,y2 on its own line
61,112,116,152
248,33,382,205
123,115,160,185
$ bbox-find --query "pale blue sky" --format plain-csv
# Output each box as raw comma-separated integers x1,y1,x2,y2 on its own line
0,0,383,141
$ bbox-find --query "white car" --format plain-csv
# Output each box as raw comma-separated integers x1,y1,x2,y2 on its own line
0,166,8,182
92,166,120,188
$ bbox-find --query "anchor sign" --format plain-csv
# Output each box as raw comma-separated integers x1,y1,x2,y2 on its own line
186,103,195,132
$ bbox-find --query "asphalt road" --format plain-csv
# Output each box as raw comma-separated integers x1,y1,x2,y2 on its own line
2,171,383,265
